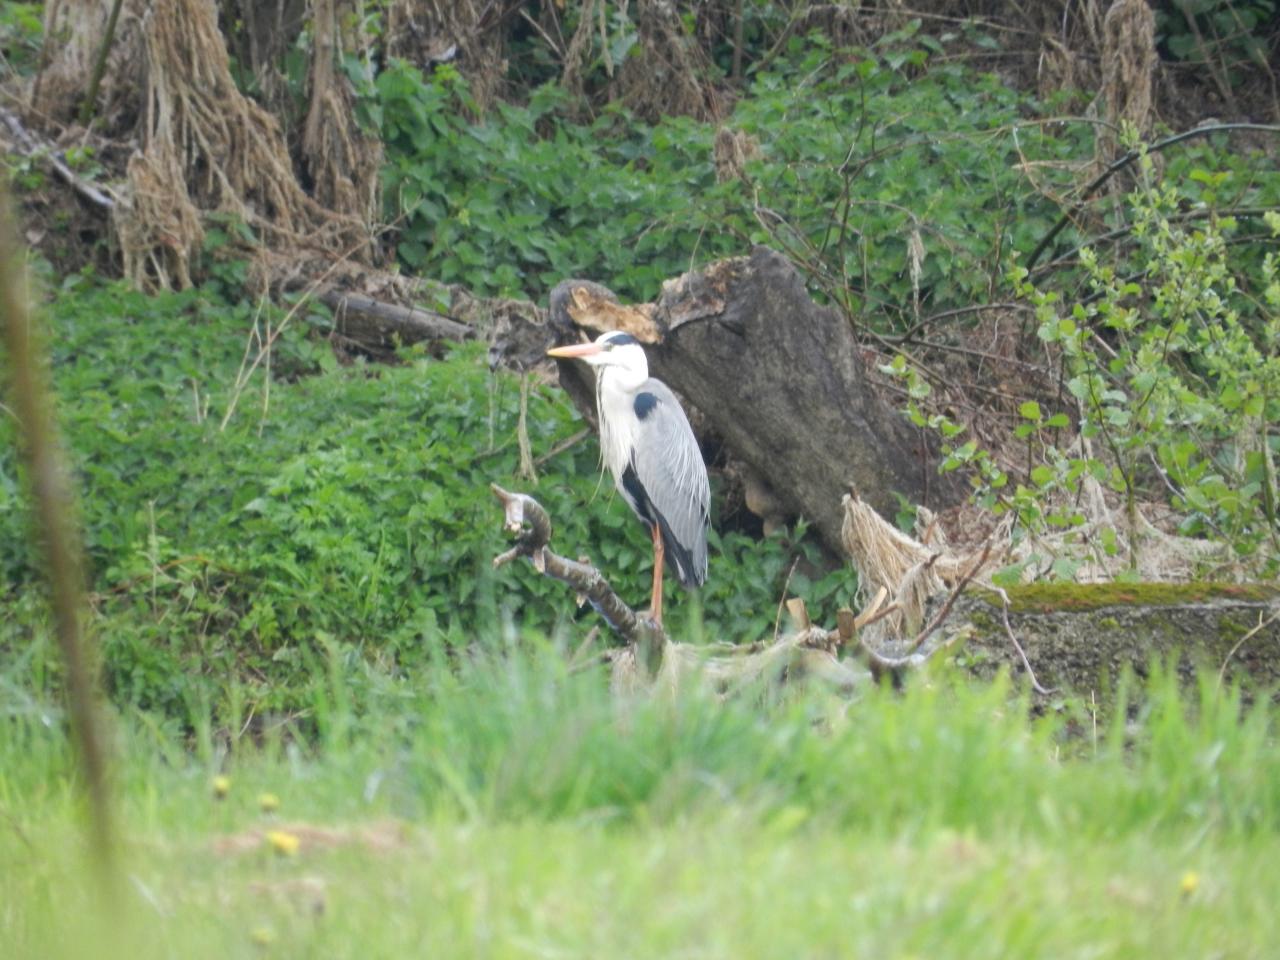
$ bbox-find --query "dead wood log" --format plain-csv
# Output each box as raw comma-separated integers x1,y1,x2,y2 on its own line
319,289,473,346
549,248,966,557
491,485,963,696
0,106,116,212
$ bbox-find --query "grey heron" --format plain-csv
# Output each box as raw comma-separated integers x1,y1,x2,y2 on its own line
547,331,709,625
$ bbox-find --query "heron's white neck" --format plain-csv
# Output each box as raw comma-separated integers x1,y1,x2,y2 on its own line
595,365,645,480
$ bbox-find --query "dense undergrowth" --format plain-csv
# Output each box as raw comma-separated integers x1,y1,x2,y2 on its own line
0,274,854,723
377,27,1280,330
3,13,1279,725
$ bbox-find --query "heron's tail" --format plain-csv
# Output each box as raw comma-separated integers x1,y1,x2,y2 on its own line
658,517,707,589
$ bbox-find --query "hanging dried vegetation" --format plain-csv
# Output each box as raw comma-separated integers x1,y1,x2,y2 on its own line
111,0,375,290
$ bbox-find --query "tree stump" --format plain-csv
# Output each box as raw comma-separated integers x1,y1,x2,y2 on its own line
549,246,965,556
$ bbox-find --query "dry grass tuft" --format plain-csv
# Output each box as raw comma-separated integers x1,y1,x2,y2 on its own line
1097,0,1158,175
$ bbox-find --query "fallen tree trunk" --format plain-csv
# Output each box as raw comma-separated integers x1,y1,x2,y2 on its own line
319,289,473,346
549,248,967,556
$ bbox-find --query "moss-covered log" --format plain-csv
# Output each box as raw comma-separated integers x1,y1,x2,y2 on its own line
952,583,1280,698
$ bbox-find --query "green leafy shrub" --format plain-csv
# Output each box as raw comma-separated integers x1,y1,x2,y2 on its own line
0,2,42,79
373,32,1094,324
694,28,1092,328
373,26,1275,340
1156,0,1274,90
377,64,729,301
889,150,1280,579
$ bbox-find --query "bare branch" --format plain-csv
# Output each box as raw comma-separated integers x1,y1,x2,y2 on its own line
852,586,888,629
860,628,969,684
1026,123,1280,270
0,106,116,211
1217,610,1280,691
492,489,960,696
911,541,993,650
490,485,665,651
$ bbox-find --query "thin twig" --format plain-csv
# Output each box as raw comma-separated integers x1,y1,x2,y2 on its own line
1217,610,1280,690
911,541,992,651
884,302,1033,344
772,556,801,642
1026,123,1280,270
220,231,375,430
518,8,564,58
855,601,900,633
567,626,602,670
0,106,115,210
1032,206,1279,280
533,427,591,467
992,587,1056,695
853,585,888,629
859,627,968,683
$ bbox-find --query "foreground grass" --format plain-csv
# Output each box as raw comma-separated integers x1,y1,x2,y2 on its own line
15,817,1279,959
3,652,1279,958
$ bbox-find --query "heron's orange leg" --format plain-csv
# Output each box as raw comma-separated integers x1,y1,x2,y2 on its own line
650,524,665,625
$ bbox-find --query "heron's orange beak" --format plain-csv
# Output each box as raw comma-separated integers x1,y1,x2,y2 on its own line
546,342,604,359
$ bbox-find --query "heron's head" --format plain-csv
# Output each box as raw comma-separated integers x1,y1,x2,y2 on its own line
547,331,649,381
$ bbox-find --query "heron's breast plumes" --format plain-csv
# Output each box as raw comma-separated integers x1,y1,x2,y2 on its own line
596,370,642,483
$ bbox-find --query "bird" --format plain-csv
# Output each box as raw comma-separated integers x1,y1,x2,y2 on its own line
547,330,710,625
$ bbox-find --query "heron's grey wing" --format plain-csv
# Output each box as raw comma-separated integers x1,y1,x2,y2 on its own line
630,379,710,586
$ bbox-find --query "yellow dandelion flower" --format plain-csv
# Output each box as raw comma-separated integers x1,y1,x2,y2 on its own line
250,926,276,946
266,830,300,856
212,775,231,799
258,792,280,813
1180,870,1200,896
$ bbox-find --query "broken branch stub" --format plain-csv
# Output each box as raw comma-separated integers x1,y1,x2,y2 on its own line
489,484,662,654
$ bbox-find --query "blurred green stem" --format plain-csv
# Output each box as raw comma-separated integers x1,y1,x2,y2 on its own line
0,188,115,872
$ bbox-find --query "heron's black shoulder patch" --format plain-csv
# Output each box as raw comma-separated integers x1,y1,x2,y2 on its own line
634,391,659,420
